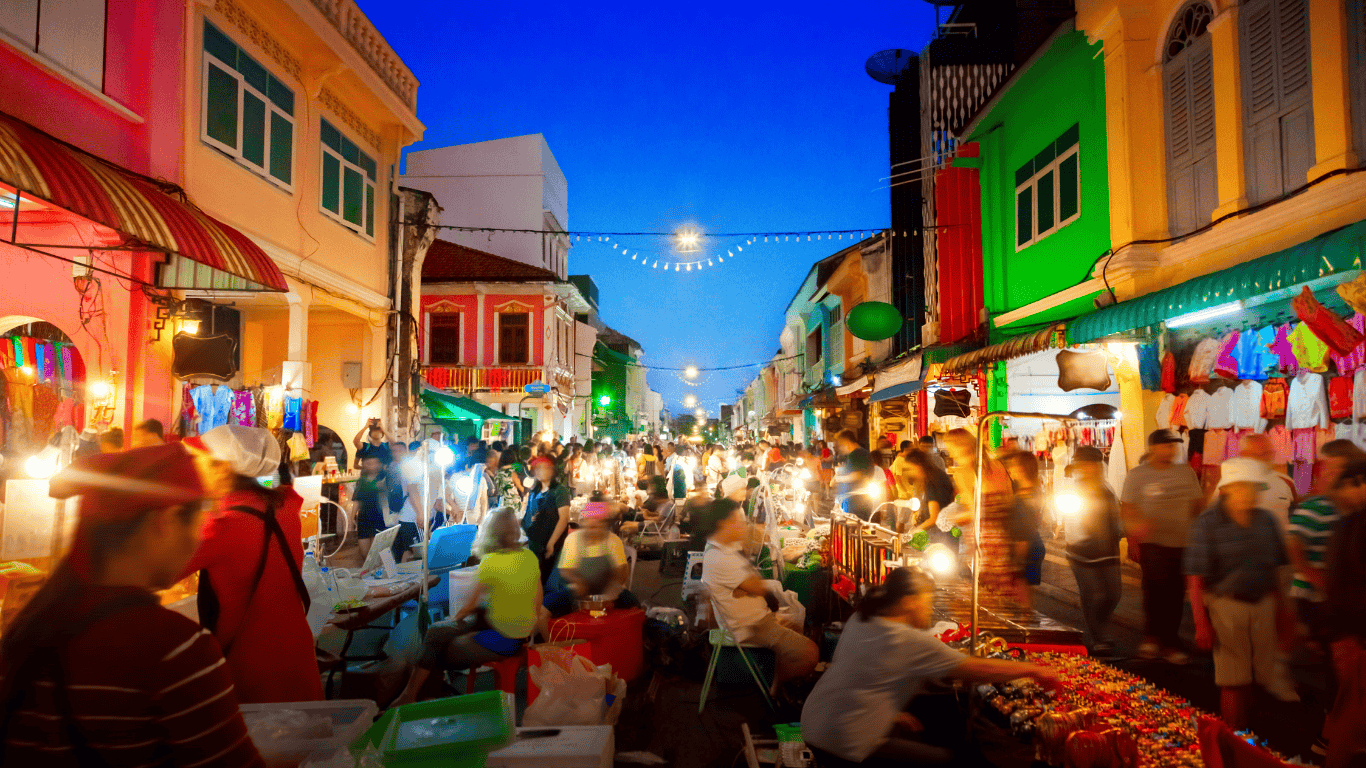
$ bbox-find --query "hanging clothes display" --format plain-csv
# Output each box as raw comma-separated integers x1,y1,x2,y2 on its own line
283,395,303,431
1288,323,1330,373
229,390,256,427
191,384,234,432
1187,338,1222,383
1212,332,1240,379
1286,372,1329,430
1206,386,1233,430
302,400,318,447
1184,389,1211,429
1156,393,1176,429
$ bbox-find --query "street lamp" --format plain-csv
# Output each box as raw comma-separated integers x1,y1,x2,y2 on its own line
599,394,612,407
684,365,699,379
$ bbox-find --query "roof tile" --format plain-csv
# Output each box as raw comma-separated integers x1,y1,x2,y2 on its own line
422,238,560,283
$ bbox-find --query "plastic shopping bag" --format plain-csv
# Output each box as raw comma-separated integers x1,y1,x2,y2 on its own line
523,649,624,727
763,579,805,629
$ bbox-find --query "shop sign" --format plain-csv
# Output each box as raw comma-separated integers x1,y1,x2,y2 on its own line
524,381,551,396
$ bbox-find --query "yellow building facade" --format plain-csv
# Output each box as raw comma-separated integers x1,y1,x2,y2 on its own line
179,0,423,446
1075,0,1366,450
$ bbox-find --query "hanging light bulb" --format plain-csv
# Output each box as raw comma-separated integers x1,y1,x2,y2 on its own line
686,263,692,271
631,253,637,260
718,256,724,262
708,260,713,266
727,251,734,258
764,236,768,242
737,245,742,252
652,261,658,268
613,243,618,249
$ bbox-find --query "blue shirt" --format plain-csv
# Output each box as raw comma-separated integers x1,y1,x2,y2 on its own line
1183,501,1287,602
1233,326,1277,380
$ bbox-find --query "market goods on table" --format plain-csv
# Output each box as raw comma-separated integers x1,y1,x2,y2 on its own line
976,652,1294,768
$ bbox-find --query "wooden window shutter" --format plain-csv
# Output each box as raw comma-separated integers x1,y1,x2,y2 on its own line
1241,0,1314,204
1165,2,1217,236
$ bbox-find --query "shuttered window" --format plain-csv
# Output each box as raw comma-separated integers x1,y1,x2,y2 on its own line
200,21,295,190
1239,0,1314,204
0,0,106,90
428,313,461,364
1164,2,1217,236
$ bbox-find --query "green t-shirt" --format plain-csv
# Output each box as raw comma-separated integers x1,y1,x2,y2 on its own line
478,548,541,639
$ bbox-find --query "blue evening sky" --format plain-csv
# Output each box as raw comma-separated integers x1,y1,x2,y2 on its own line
358,1,936,417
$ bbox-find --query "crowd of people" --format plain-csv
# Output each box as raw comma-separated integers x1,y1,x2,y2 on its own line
1,419,1364,767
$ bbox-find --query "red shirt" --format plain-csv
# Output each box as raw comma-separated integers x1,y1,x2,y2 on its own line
180,488,322,704
1,585,264,768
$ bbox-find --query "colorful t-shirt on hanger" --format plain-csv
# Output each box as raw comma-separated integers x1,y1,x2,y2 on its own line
1161,349,1177,393
229,390,256,427
1184,389,1211,429
1268,324,1297,373
1261,378,1288,420
1169,393,1191,428
1288,323,1329,373
1188,338,1222,383
1329,313,1366,374
1156,393,1176,428
1233,326,1277,380
1266,424,1294,466
1138,343,1162,391
1231,380,1266,431
283,395,303,431
190,384,234,432
1213,332,1240,379
1329,376,1353,420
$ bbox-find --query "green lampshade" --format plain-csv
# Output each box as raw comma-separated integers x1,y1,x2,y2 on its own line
846,301,903,341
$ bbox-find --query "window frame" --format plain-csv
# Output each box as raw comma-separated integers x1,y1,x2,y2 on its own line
1163,1,1218,237
199,24,295,192
1237,0,1314,204
806,327,823,366
427,311,463,365
0,0,107,92
1014,142,1080,252
496,312,531,365
318,117,377,240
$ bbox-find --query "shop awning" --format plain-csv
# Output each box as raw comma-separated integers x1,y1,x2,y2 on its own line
869,353,923,402
420,387,513,422
835,375,869,397
942,324,1066,374
0,111,287,291
1068,219,1366,343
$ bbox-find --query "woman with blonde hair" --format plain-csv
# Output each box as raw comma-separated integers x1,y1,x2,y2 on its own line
393,506,542,705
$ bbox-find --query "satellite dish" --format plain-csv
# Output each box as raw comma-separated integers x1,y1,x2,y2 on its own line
864,48,917,85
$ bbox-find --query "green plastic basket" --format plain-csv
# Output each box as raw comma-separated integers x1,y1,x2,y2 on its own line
352,691,512,768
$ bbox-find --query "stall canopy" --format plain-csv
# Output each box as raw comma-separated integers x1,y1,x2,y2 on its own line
1069,219,1366,344
0,111,288,291
421,387,513,423
942,324,1067,374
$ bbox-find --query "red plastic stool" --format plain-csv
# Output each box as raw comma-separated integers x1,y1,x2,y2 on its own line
466,650,526,695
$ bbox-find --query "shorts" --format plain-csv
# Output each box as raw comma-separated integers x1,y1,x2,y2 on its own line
391,521,420,562
357,507,387,540
745,613,811,668
1207,593,1296,699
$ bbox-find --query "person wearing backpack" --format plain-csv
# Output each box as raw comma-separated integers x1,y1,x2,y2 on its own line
184,425,321,704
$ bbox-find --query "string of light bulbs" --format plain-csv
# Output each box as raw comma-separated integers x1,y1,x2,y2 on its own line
579,351,805,372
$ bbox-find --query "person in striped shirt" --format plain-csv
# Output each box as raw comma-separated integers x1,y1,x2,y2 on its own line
1287,439,1365,761
0,444,263,768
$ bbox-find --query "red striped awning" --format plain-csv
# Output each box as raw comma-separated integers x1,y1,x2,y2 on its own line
0,112,287,291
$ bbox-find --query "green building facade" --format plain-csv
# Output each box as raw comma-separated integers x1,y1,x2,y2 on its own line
964,25,1111,344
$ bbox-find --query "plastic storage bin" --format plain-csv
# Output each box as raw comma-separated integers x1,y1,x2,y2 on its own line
485,726,615,768
369,690,514,767
239,699,378,768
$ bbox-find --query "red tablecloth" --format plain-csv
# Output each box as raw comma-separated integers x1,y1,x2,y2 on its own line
548,608,647,681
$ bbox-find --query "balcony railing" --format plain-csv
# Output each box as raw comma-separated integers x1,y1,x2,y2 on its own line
308,0,418,110
423,365,573,395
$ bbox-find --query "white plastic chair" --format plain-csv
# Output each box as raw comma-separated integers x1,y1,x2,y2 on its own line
624,543,638,590
640,500,677,540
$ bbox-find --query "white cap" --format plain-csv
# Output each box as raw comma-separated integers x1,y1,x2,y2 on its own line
199,425,282,477
1217,457,1268,489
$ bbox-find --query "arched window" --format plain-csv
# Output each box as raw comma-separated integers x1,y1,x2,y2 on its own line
1239,0,1313,204
1164,1,1217,236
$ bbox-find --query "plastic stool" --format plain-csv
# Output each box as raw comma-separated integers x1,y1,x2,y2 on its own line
659,540,691,577
466,650,526,695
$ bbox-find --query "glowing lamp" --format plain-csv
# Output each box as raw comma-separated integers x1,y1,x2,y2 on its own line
345,403,360,415
684,366,699,379
924,543,957,576
910,497,922,512
25,448,59,479
88,381,112,399
433,445,456,468
846,301,903,341
599,395,612,407
1055,493,1082,519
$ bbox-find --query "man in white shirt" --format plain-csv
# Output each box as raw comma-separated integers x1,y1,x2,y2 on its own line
700,498,817,695
1239,433,1298,531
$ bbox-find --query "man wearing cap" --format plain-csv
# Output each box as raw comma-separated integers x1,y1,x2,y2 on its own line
1185,457,1298,729
181,425,322,703
1062,446,1124,657
1120,428,1204,663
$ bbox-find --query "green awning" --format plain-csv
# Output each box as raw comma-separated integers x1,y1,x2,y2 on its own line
420,388,513,422
1069,219,1366,344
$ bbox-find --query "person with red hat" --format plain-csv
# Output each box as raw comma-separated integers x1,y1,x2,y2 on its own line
180,425,322,704
0,443,264,767
522,454,572,583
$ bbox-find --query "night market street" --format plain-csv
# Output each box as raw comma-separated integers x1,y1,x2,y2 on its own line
3,1,1366,767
